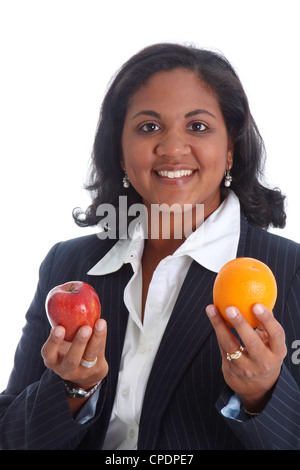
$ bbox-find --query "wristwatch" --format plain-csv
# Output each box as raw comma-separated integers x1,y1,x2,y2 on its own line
64,380,102,398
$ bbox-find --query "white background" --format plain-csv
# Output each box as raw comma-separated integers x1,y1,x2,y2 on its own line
0,0,299,391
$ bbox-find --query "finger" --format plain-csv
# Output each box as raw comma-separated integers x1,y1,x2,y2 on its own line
206,305,241,358
63,325,93,369
41,326,66,366
252,304,287,357
225,305,266,357
82,319,107,362
255,325,270,345
225,304,286,361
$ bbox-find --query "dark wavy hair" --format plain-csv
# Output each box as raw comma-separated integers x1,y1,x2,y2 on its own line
73,43,286,230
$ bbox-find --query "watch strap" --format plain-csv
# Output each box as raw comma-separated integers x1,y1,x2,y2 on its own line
64,380,102,398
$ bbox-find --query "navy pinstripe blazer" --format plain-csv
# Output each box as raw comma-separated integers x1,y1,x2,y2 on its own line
1,213,300,450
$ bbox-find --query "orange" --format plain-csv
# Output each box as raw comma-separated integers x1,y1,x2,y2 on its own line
213,257,277,328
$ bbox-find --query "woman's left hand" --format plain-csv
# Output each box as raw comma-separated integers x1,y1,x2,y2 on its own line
206,303,287,412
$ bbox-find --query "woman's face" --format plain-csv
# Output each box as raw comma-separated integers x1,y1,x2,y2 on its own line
121,68,233,218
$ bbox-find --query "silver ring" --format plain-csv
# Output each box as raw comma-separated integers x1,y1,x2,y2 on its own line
226,346,244,361
80,357,98,368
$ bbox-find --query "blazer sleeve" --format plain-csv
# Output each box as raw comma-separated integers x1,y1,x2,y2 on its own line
0,243,105,450
216,266,300,450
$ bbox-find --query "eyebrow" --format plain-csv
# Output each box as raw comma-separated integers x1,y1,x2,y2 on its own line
131,110,161,120
185,109,216,119
131,109,216,120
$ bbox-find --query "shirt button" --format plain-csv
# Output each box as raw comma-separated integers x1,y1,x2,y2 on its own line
121,387,129,397
129,428,135,439
138,343,146,353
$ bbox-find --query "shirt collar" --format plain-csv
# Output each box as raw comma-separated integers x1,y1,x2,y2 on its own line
88,190,240,276
175,190,240,272
87,228,144,276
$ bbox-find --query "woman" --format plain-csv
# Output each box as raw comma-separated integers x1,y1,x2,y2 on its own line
1,43,300,450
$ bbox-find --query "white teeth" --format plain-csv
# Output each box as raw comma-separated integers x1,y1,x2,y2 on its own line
156,169,193,178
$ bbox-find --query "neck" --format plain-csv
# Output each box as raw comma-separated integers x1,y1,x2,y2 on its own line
145,204,205,242
145,237,183,260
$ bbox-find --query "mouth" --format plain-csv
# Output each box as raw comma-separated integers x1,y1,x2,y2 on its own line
155,169,195,179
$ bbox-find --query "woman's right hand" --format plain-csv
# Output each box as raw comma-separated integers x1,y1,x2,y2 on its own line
41,318,108,391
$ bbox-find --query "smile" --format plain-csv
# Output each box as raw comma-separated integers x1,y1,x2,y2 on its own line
156,169,194,179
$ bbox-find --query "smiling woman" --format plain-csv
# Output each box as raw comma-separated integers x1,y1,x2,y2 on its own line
1,43,300,451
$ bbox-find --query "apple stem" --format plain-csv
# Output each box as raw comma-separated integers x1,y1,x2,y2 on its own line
68,283,75,292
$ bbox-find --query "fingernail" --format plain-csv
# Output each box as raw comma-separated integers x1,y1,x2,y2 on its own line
206,305,217,317
253,303,264,315
53,326,65,338
80,326,92,338
226,306,238,319
95,319,105,331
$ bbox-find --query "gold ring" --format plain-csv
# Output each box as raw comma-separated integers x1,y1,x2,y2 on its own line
80,357,98,368
226,346,244,361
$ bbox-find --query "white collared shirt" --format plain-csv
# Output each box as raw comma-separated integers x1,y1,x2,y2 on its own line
87,190,241,449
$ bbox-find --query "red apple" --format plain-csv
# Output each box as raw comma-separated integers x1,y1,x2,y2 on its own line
45,281,101,342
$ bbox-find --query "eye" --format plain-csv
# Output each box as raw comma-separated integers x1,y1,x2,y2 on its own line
139,122,160,133
188,122,208,132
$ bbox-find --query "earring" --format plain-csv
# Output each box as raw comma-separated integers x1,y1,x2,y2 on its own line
123,170,130,188
224,169,232,187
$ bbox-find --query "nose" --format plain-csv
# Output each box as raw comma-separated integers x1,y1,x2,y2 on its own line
156,129,190,158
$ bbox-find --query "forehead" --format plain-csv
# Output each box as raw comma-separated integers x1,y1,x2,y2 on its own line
126,68,221,116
